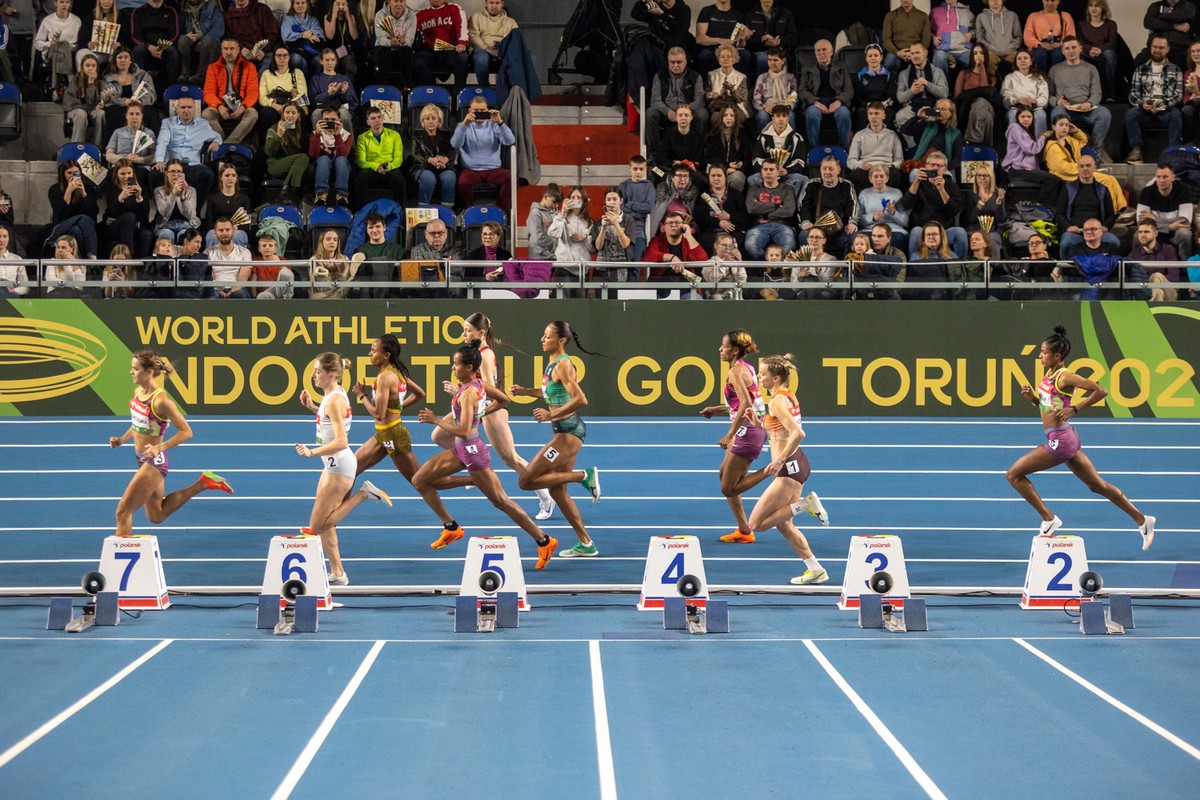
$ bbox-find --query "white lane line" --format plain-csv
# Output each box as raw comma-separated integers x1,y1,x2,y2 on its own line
270,640,386,800
5,442,1200,450
3,525,1198,534
1,495,1196,504
803,640,947,800
1013,638,1200,761
1,468,1196,476
589,640,618,800
0,639,173,769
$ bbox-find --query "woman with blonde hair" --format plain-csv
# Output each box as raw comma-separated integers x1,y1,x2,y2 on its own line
310,228,357,299
409,104,457,205
102,243,136,299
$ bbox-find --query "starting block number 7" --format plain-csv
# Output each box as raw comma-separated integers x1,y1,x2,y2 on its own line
113,551,140,591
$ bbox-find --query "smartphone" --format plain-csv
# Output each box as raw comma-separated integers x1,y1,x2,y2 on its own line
126,178,135,187
284,121,295,129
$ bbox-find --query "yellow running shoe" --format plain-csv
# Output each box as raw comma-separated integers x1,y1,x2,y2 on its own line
719,530,756,543
431,524,465,549
536,536,559,570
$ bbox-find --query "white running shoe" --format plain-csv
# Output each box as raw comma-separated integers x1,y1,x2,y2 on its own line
328,572,350,587
536,490,556,521
362,480,392,507
804,492,829,526
1039,515,1063,535
1139,515,1155,551
790,568,829,586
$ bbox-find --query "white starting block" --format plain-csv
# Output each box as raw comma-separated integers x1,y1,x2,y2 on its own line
663,575,729,634
1075,571,1135,635
454,570,520,633
638,535,709,611
257,578,319,634
261,534,333,611
838,535,910,610
48,572,120,632
459,536,529,611
857,572,928,632
98,535,170,610
1021,533,1089,609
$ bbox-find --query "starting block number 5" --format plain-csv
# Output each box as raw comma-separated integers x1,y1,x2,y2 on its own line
459,537,529,610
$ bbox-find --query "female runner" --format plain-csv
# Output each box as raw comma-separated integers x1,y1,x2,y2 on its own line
747,355,830,585
510,320,602,559
110,350,233,537
414,343,559,569
350,334,468,549
296,352,393,586
1007,326,1155,549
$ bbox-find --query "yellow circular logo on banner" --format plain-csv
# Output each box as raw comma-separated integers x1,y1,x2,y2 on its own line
0,318,108,403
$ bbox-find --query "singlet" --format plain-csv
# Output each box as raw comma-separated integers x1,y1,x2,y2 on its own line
316,387,352,445
724,360,766,422
478,344,500,386
373,365,406,413
130,388,169,437
542,354,572,406
1038,367,1074,414
452,377,483,430
763,385,803,434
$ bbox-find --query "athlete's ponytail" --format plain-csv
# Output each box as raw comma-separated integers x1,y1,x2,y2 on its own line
455,344,483,372
134,349,173,376
760,353,797,381
377,334,410,379
1045,326,1071,360
550,320,605,357
316,352,349,378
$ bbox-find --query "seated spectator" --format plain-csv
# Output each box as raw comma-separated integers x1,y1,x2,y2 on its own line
1127,218,1181,301
225,0,280,72
450,95,515,212
748,104,806,196
744,0,797,76
101,243,135,299
264,102,312,205
408,104,457,206
1141,0,1194,69
321,0,365,80
547,186,595,285
894,42,949,141
902,98,964,172
204,163,252,248
743,160,796,260
703,232,747,300
955,229,992,299
867,221,908,268
695,163,750,255
929,0,974,75
102,159,151,256
975,0,1021,73
706,42,751,120
1024,0,1075,74
350,213,401,298
409,217,462,298
374,0,417,89
1002,107,1059,205
955,43,998,145
593,186,636,284
846,102,905,191
0,226,29,297
49,159,99,258
75,0,119,73
907,220,952,298
1045,123,1124,207
703,104,750,192
653,104,705,175
203,37,259,144
1067,217,1125,299
310,47,357,129
354,106,405,209
44,235,87,296
0,181,11,228
882,0,933,73
34,0,80,98
797,155,859,256
130,0,181,85
413,0,470,94
102,49,159,139
1055,152,1122,256
647,162,699,240
789,226,841,298
137,234,176,298
526,183,560,262
465,221,513,283
646,47,708,155
258,45,309,133
281,0,324,74
1078,0,1118,101
643,210,708,289
858,165,908,251
1048,36,1111,163
153,158,201,240
798,38,852,150
1136,165,1194,258
897,150,966,258
694,0,750,75
469,0,516,89
252,233,295,299
175,228,212,299
178,0,225,84
309,228,355,299
1183,41,1200,142
206,216,254,298
310,106,353,206
852,44,894,129
1125,34,1183,164
619,156,655,260
1021,232,1058,283
961,164,1005,254
1001,49,1049,136
752,46,796,131
63,53,106,147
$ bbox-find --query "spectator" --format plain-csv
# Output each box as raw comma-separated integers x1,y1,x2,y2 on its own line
178,0,225,84
258,45,309,133
847,102,904,192
1184,40,1200,142
130,0,181,84
322,0,365,79
103,158,151,256
1078,0,1118,101
1136,164,1194,257
309,228,354,299
646,47,708,154
49,159,99,259
153,158,201,240
852,44,894,129
309,106,353,206
63,53,105,146
897,150,966,258
643,210,708,290
547,186,595,285
748,103,806,196
752,46,796,131
311,46,357,130
902,97,964,171
593,186,636,284
264,102,311,205
1187,229,1200,299
798,38,852,151
1126,34,1183,163
0,225,29,296
703,104,750,192
894,42,949,139
630,0,693,54
1024,0,1075,75
653,104,705,174
253,233,295,299
929,0,975,76
101,243,135,299
350,213,400,298
706,42,751,120
354,106,405,208
868,220,908,263
0,179,10,228
797,155,859,256
175,228,211,298
703,232,747,300
281,0,323,74
450,95,515,212
961,163,1005,253
102,48,159,138
694,0,749,75
409,217,462,297
1067,217,1124,299
414,0,469,94
907,220,952,299
469,0,515,89
44,235,87,296
1141,0,1194,69
1048,36,1111,163
1127,219,1181,300
954,42,998,145
224,0,279,71
206,216,254,298
33,0,80,99
857,164,908,251
744,0,797,76
648,162,699,239
1001,48,1049,136
75,0,118,73
202,36,259,143
695,162,750,254
408,104,457,206
789,226,841,298
743,160,796,260
3,0,33,88
975,0,1021,73
204,163,251,248
1055,152,1122,256
374,0,416,88
465,220,512,284
526,182,560,262
1001,106,1059,206
618,156,654,260
882,0,932,73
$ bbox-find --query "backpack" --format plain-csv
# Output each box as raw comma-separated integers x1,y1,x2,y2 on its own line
1008,201,1055,224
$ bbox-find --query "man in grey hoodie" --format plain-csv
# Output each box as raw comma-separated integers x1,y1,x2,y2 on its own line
526,183,560,261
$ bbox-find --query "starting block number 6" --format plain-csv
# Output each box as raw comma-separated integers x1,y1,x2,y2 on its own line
114,551,141,591
282,552,308,584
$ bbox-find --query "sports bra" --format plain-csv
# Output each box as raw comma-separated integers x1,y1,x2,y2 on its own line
130,389,169,437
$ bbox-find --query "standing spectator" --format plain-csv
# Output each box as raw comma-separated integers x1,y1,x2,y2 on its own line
1024,0,1075,75
618,155,654,260
798,39,852,151
1136,164,1194,258
1054,152,1123,256
322,0,364,80
847,102,904,191
450,95,515,212
1125,34,1183,163
374,0,416,89
102,48,159,138
1078,0,1118,101
929,0,975,76
547,186,595,284
1127,219,1181,300
593,187,636,286
1001,48,1049,135
354,106,405,208
130,0,181,85
64,53,106,146
49,159,100,258
3,0,35,85
414,0,469,95
202,36,259,143
310,46,357,129
646,47,708,154
975,0,1021,73
954,43,998,146
33,0,80,98
408,104,457,206
894,42,949,139
281,0,323,74
103,158,151,256
751,46,795,131
897,150,966,258
206,216,254,298
743,160,796,261
694,0,749,75
1141,0,1195,69
258,45,309,133
1048,36,1111,163
797,155,859,256
309,106,353,206
469,0,515,89
154,96,221,207
526,183,560,262
882,0,932,73
647,162,699,239
178,0,225,84
902,97,964,171
224,0,280,71
153,158,201,240
744,0,796,76
264,101,311,204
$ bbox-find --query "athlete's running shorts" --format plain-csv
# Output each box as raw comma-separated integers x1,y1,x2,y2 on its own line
729,423,766,460
778,447,812,484
1043,425,1081,463
453,435,493,472
321,447,356,478
374,419,413,455
136,450,169,478
551,413,587,442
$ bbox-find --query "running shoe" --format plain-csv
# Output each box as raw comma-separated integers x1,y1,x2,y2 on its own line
430,524,465,550
200,471,234,494
299,526,315,536
719,530,756,543
536,536,559,570
581,466,601,504
790,568,829,586
804,491,829,526
328,572,349,587
559,541,598,558
1039,515,1063,535
361,480,392,507
1140,515,1156,551
536,489,556,520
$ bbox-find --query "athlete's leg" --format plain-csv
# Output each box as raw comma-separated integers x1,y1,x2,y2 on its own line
469,468,547,542
1066,450,1146,524
718,451,757,534
776,517,816,560
394,450,466,524
748,478,804,533
1005,446,1064,521
430,424,455,450
309,472,354,577
115,464,167,535
518,434,586,491
353,437,389,477
483,408,529,472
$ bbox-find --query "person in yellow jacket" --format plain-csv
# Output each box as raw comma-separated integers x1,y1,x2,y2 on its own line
469,0,518,88
353,106,406,207
1043,115,1124,213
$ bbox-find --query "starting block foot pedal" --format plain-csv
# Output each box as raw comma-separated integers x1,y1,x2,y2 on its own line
294,595,319,633
257,594,280,629
47,597,74,630
904,598,928,632
705,600,730,633
663,597,687,630
858,594,884,629
1079,600,1109,635
495,592,519,629
454,595,477,633
94,592,121,626
1109,595,1135,629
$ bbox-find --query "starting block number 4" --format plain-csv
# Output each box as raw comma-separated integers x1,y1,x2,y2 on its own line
460,536,529,610
262,535,333,611
638,536,709,611
838,535,910,610
99,535,170,610
1021,534,1089,609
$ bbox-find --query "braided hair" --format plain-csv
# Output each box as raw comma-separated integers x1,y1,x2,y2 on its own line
376,333,410,379
549,320,603,356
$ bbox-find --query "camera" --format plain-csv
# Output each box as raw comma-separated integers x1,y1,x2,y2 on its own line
320,120,335,129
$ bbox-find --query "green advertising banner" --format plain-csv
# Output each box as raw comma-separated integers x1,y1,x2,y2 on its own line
2,299,1198,417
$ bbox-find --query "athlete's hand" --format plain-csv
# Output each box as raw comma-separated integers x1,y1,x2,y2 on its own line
442,380,456,395
532,408,551,422
766,458,783,476
141,443,163,459
109,436,123,448
299,389,312,408
509,383,528,396
417,408,437,424
717,436,731,450
1020,384,1036,403
295,443,313,457
351,380,368,399
699,405,719,419
1055,406,1076,424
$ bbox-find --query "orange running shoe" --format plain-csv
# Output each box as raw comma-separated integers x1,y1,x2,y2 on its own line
719,530,756,543
536,536,559,570
431,524,465,549
200,471,233,494
299,527,315,535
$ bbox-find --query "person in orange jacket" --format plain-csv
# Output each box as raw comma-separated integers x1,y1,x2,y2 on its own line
202,36,259,144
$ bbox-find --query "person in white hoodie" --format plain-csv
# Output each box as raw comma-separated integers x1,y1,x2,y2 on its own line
1001,48,1049,135
33,0,80,95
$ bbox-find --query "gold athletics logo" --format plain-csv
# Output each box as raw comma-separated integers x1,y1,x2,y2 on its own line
0,318,107,402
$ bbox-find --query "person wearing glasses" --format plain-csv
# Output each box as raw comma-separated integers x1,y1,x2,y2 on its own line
408,217,462,298
153,95,221,207
1053,151,1122,257
153,159,201,242
464,221,512,282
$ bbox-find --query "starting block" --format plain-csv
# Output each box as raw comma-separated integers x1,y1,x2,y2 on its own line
459,536,529,611
454,570,519,632
857,572,928,632
839,535,910,610
98,535,170,610
1021,534,1089,609
638,536,709,611
50,572,120,632
261,534,333,611
1076,571,1134,635
258,578,319,635
663,575,729,634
